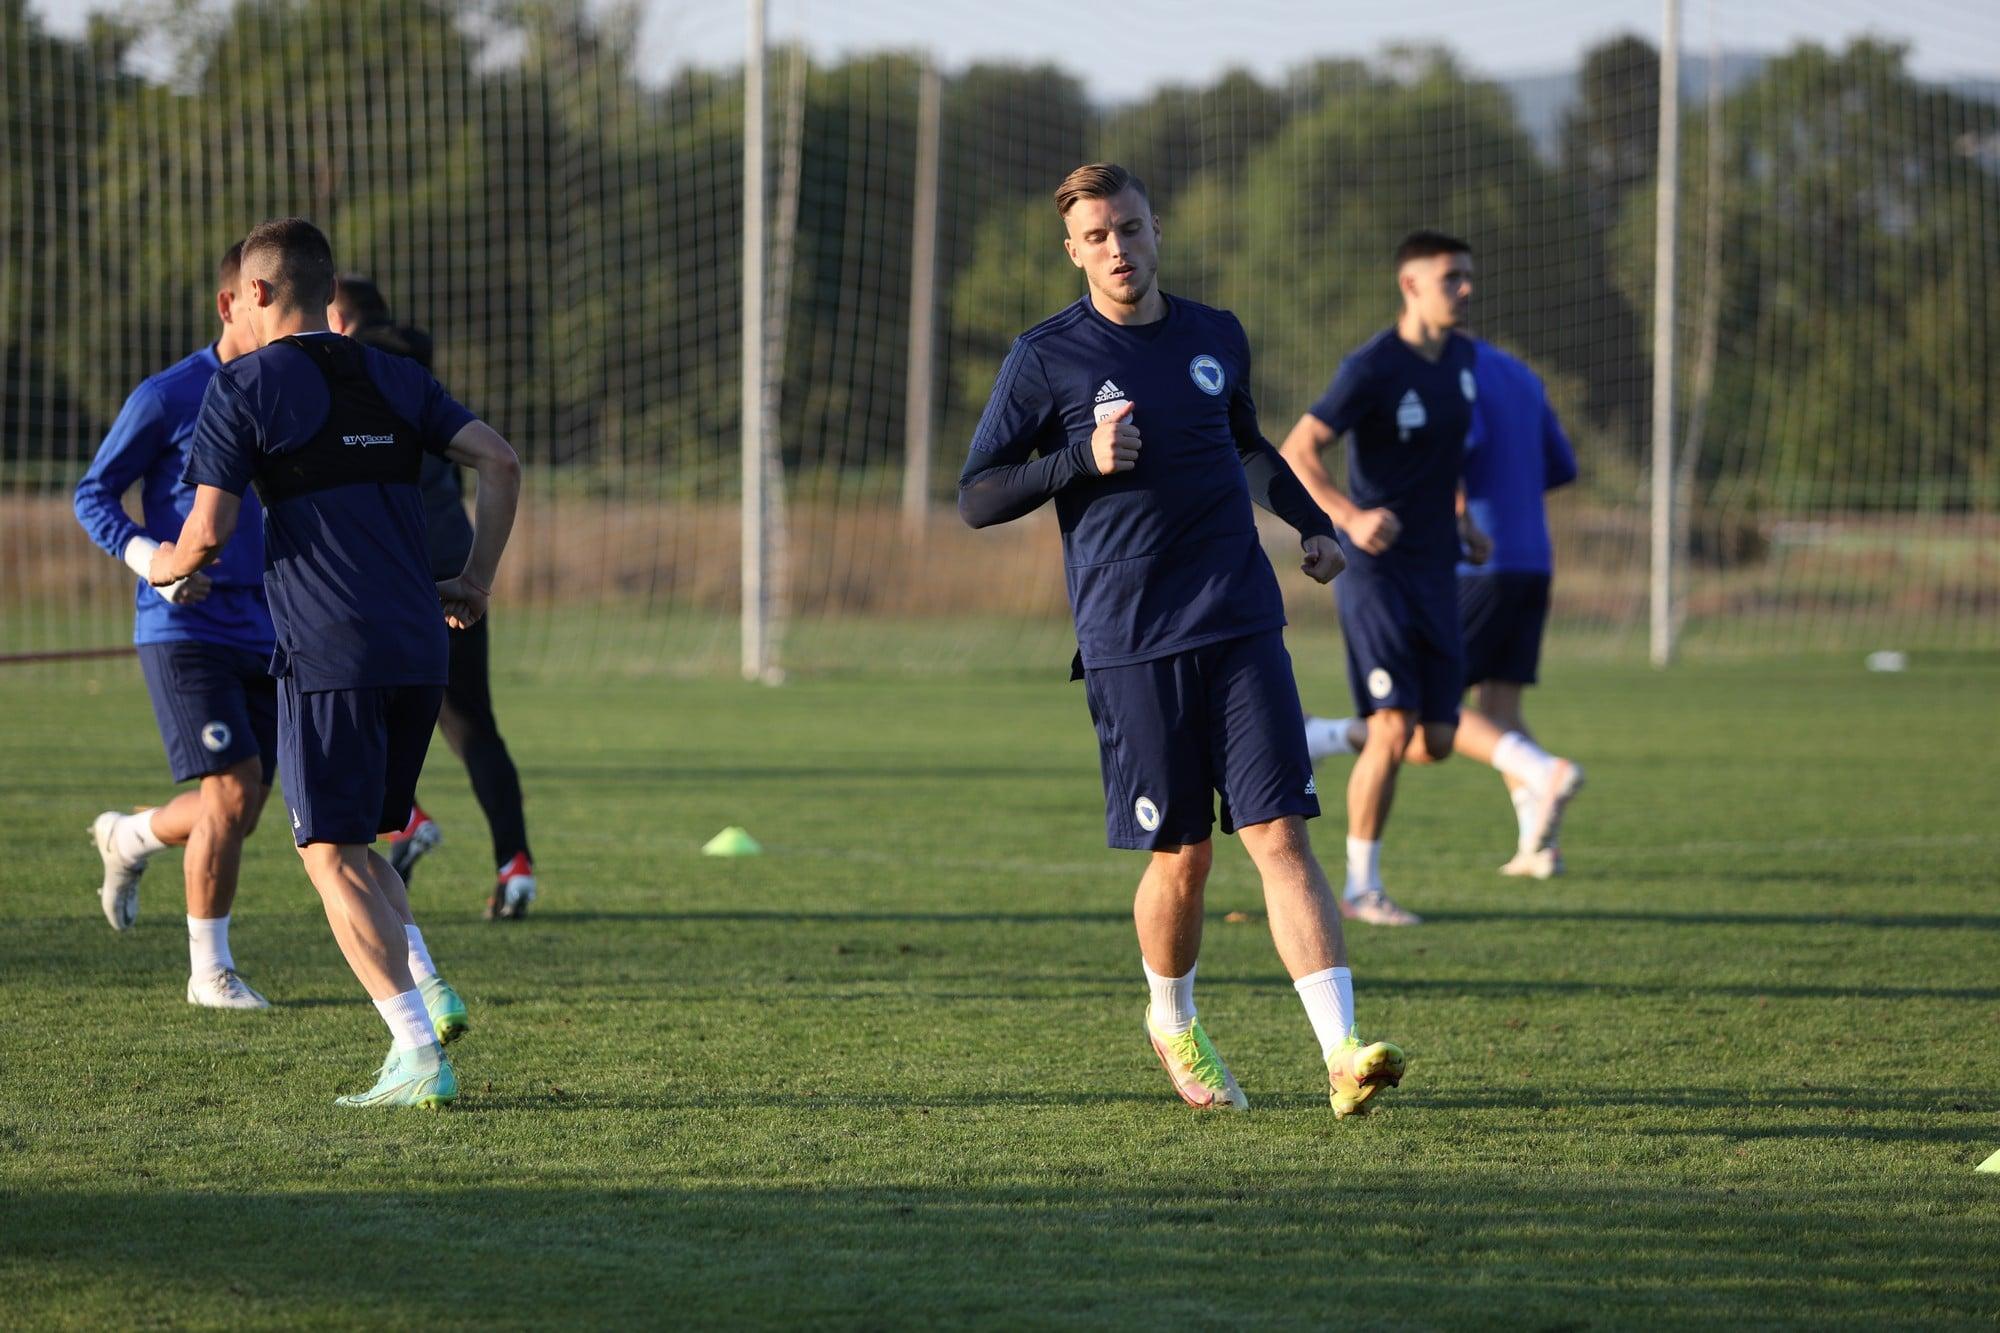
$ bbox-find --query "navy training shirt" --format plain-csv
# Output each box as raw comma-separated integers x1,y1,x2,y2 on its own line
962,295,1317,670
1459,339,1578,577
1309,328,1478,576
72,346,275,653
182,332,476,692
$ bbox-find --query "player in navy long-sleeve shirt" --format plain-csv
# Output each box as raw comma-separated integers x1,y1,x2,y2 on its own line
155,218,521,1109
960,163,1406,1119
1445,340,1584,879
72,242,280,1010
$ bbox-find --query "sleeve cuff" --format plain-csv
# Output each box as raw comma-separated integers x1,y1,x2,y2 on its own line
122,535,160,578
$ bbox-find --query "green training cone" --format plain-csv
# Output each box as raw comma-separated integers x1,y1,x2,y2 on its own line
1977,1149,2000,1174
702,826,763,857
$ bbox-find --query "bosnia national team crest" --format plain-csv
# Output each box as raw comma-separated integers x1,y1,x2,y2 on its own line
1367,668,1393,700
1188,354,1225,396
1134,796,1162,832
200,720,232,753
1461,368,1477,401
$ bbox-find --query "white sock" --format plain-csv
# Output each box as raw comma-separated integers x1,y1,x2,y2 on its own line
404,925,439,984
1344,837,1382,899
1492,731,1557,788
373,988,439,1050
113,809,169,863
1304,715,1359,761
187,914,233,976
1143,958,1197,1035
1294,965,1356,1060
1510,785,1537,846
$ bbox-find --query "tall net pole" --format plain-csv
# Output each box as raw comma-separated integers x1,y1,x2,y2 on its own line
740,0,771,681
901,58,943,535
1649,0,1682,667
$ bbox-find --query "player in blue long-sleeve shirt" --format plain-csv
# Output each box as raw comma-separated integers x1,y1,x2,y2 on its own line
1445,341,1584,878
72,242,278,1009
960,163,1405,1119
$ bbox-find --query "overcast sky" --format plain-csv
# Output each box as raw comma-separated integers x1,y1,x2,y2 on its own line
30,0,2000,100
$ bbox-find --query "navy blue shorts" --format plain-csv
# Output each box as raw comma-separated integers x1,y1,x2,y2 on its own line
277,680,444,846
1336,568,1463,723
137,641,278,785
1459,572,1552,687
1083,630,1319,851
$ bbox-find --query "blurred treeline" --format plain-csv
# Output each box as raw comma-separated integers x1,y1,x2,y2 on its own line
4,0,1995,509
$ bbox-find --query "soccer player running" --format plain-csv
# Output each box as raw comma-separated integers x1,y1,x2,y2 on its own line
73,242,277,1009
959,163,1405,1117
1443,340,1583,878
153,218,521,1109
326,275,537,920
1279,231,1491,928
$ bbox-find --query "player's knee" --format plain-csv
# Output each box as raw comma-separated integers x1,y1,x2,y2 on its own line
1153,841,1211,894
1366,712,1415,755
1419,723,1458,763
201,771,261,837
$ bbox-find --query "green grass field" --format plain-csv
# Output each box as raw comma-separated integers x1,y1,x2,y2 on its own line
3,648,1997,1327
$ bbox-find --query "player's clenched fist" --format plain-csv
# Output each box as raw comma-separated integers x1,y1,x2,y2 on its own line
1091,400,1142,474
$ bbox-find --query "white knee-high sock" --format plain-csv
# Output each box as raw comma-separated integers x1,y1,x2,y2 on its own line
1344,837,1382,898
405,925,439,983
113,809,169,863
1492,732,1557,787
1304,716,1360,761
1294,965,1355,1059
374,989,439,1050
1143,959,1196,1036
188,914,233,976
1510,785,1537,846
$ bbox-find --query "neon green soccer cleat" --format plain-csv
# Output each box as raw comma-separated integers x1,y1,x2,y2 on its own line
419,976,468,1045
334,1042,458,1110
1327,1035,1406,1118
1145,1012,1249,1111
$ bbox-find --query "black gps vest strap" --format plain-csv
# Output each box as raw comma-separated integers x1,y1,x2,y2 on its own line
251,335,424,505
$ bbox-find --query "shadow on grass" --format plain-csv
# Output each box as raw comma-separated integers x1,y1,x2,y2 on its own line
2,1171,1993,1326
1423,908,2000,931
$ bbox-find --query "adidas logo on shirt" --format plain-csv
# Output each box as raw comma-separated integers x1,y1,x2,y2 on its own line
1094,380,1124,404
1093,379,1132,425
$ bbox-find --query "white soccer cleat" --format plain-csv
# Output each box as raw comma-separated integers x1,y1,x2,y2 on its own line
1340,887,1423,927
187,968,271,1010
1500,846,1563,880
89,810,147,932
1522,759,1584,853
488,852,536,921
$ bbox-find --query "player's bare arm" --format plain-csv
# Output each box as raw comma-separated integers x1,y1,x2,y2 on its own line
437,419,522,629
1455,489,1492,566
1279,413,1400,553
149,485,241,585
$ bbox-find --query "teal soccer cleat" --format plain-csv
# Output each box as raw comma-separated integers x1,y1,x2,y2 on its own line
334,1042,458,1110
419,975,469,1045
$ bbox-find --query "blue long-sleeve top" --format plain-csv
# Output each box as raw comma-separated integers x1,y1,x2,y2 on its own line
958,295,1332,671
72,345,274,650
1457,339,1579,577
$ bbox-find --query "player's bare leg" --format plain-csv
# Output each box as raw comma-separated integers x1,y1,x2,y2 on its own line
300,842,420,999
1457,681,1581,878
1134,839,1243,1110
299,840,457,1108
1341,709,1427,925
92,757,270,1007
1238,815,1404,1115
367,848,468,1044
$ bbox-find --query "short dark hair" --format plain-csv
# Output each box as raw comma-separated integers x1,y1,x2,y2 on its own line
241,216,336,310
1394,229,1472,267
330,272,392,329
1054,162,1150,218
217,241,244,290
